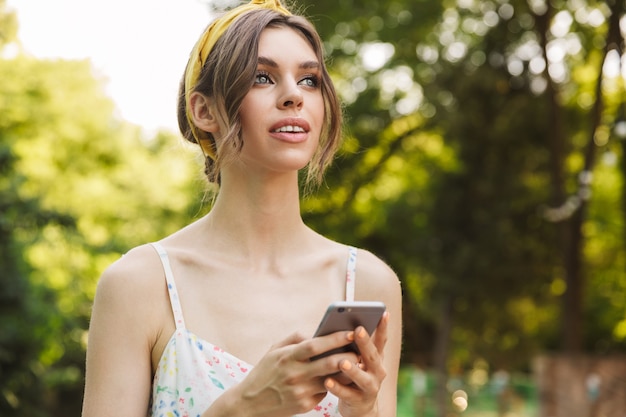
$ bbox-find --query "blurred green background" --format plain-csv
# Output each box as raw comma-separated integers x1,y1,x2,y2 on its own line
1,0,625,416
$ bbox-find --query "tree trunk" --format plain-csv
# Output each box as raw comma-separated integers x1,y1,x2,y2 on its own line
563,209,585,351
535,3,575,351
622,138,626,269
539,0,624,353
562,0,624,352
433,295,453,417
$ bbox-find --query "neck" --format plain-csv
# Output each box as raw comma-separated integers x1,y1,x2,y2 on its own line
200,168,313,266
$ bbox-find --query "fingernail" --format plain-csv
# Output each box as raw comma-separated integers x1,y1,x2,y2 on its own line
347,331,354,341
341,360,353,371
358,327,366,338
325,378,335,389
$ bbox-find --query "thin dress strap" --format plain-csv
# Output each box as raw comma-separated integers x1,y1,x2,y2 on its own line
345,246,357,302
150,242,186,330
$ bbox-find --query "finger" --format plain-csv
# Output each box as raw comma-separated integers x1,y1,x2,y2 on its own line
325,374,359,398
339,359,379,393
308,350,359,379
271,331,307,351
299,331,355,362
353,326,381,369
333,371,355,386
352,328,387,391
372,311,389,354
324,361,377,398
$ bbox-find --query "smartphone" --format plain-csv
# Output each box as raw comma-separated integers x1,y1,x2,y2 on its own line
310,301,386,361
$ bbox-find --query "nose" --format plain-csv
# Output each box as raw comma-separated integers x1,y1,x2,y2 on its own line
278,80,304,110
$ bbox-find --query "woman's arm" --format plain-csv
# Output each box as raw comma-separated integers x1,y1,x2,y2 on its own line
372,254,403,416
326,249,403,417
81,247,164,417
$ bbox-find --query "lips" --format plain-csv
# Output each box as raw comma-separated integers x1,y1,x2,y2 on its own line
272,125,306,133
269,117,310,143
269,117,310,133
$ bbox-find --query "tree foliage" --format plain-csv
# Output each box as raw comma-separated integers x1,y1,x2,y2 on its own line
303,0,626,368
1,0,625,415
0,3,205,415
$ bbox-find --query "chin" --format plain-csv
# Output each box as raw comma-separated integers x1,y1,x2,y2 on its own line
276,150,317,170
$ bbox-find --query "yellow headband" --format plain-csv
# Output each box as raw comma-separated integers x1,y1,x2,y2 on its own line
184,0,292,159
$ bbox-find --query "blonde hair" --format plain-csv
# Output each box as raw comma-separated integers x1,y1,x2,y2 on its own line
177,8,342,186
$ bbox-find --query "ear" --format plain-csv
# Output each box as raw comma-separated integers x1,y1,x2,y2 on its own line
189,92,220,133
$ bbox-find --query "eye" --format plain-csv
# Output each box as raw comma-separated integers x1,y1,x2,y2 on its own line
299,75,320,88
254,71,273,85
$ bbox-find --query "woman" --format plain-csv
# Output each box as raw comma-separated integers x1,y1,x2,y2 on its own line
81,1,402,416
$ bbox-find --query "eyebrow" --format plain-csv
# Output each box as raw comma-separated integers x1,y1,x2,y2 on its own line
257,56,320,70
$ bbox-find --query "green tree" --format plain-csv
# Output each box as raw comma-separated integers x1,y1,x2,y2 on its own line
0,3,77,416
3,0,626,415
302,1,626,414
0,3,204,414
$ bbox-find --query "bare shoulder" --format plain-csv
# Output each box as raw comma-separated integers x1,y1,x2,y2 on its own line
84,244,167,415
96,244,164,301
92,243,167,336
353,248,401,302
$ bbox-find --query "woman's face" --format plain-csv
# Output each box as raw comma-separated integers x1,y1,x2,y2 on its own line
235,26,325,177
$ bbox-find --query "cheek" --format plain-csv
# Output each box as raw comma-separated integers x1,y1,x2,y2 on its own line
238,103,259,134
311,96,325,123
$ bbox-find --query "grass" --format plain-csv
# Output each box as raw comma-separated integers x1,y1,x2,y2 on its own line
396,367,538,417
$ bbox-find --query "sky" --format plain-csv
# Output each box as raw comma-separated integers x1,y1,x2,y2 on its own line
7,0,213,133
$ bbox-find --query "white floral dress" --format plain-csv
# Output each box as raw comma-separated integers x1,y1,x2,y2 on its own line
149,242,357,417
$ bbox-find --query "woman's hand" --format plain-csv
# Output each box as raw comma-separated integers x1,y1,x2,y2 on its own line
216,331,359,417
325,311,390,417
